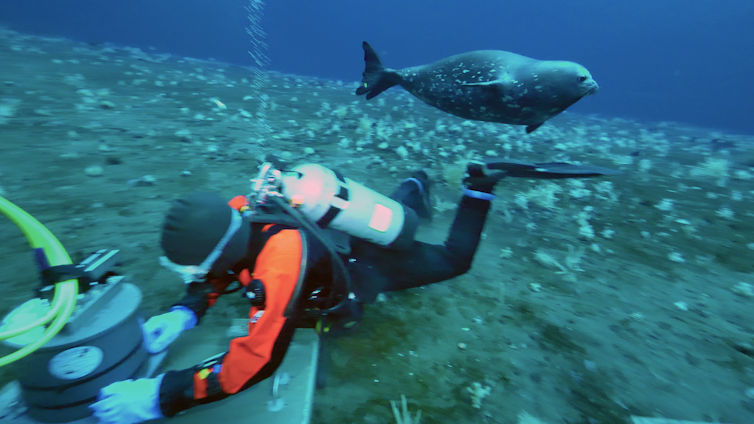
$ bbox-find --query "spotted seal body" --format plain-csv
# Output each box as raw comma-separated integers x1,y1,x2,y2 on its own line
355,42,599,133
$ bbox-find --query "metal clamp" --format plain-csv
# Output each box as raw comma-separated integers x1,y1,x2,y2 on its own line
267,371,291,412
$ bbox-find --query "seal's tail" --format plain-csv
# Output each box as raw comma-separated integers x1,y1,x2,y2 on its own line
355,42,401,100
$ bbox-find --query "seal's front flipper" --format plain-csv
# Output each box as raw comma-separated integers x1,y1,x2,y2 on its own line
462,80,503,87
483,159,622,179
355,42,402,100
525,123,544,133
461,80,506,96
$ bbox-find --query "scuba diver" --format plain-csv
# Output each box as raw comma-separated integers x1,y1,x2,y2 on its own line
88,158,620,424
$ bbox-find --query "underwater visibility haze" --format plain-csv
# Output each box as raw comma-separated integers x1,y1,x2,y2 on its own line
1,0,753,134
0,1,753,424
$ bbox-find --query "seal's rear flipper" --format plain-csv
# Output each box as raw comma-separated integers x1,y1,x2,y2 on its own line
484,158,622,179
525,123,544,133
355,42,401,100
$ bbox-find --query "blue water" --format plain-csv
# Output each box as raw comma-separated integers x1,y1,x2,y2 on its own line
1,0,752,133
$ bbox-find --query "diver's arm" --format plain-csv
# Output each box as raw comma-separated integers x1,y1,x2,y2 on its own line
440,193,493,272
399,159,619,285
375,193,492,292
438,162,502,273
158,229,303,416
141,280,230,355
156,318,296,417
379,159,620,290
171,276,236,323
170,283,213,323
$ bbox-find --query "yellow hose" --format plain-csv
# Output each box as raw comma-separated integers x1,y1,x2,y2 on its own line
0,197,78,367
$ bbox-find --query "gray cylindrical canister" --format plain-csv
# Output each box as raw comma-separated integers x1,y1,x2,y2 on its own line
3,279,146,423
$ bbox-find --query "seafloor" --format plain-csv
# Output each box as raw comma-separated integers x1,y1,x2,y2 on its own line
1,27,753,424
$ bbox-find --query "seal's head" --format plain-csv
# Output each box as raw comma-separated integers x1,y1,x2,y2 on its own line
521,60,598,118
544,61,599,98
570,63,599,96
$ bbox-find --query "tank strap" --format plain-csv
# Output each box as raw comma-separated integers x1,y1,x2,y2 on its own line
316,169,350,228
234,196,354,316
249,207,350,254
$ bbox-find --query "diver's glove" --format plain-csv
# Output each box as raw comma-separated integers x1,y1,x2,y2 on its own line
89,374,165,424
463,163,507,197
141,306,197,354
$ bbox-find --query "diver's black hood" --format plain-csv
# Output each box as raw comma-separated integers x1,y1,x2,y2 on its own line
161,192,250,273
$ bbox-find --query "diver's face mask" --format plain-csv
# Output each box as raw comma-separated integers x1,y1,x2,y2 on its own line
159,209,243,284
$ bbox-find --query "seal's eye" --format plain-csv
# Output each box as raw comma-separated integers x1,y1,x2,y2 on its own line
578,76,588,83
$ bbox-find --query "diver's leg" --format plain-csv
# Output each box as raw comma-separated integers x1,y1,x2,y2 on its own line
389,170,433,220
354,164,502,293
350,193,491,294
387,194,490,290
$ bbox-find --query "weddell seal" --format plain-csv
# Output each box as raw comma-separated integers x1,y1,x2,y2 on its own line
355,42,599,133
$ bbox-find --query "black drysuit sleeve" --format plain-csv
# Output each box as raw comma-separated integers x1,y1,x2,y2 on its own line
349,194,492,298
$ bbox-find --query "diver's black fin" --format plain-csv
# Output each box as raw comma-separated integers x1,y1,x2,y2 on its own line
355,42,401,100
531,162,623,178
525,123,543,134
484,159,622,179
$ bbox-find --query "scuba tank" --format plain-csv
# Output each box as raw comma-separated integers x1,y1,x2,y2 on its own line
243,161,418,320
278,164,418,250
